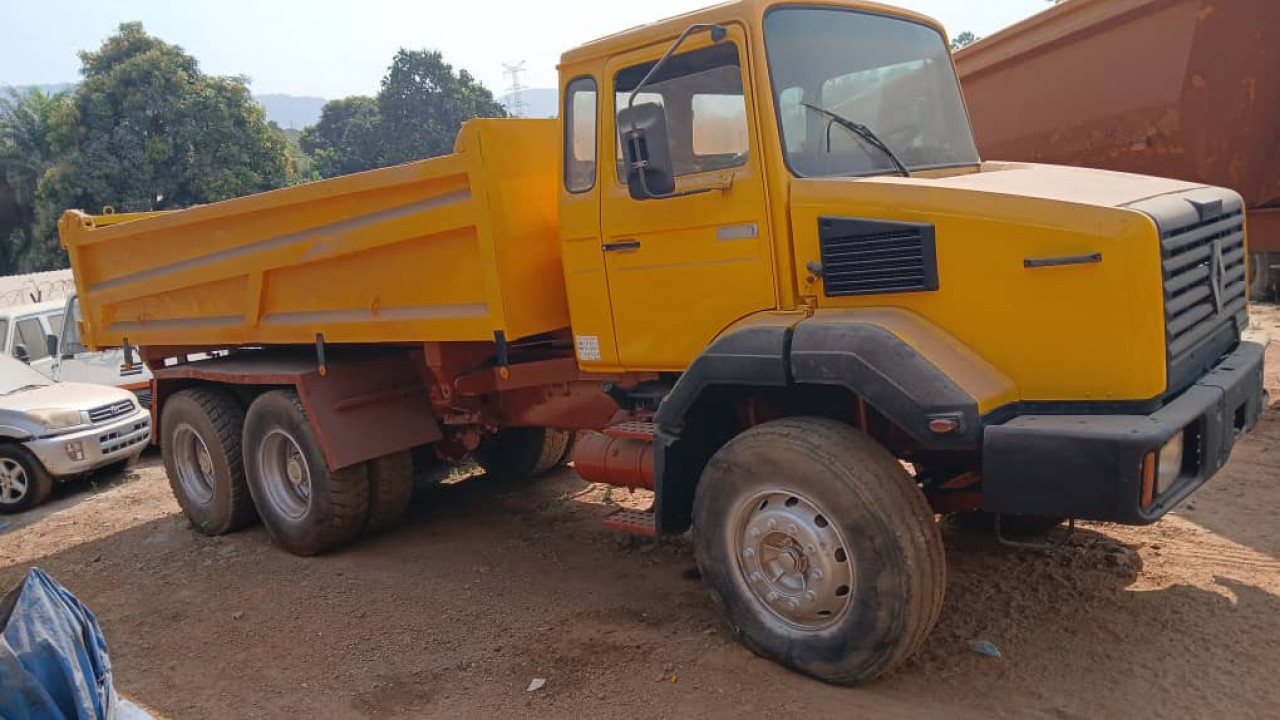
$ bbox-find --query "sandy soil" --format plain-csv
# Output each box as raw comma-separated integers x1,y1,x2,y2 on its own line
4,309,1280,719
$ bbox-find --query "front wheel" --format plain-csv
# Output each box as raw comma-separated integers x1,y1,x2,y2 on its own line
693,417,945,685
0,445,53,514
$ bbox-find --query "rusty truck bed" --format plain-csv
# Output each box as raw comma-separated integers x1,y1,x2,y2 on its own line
60,118,567,350
955,0,1279,249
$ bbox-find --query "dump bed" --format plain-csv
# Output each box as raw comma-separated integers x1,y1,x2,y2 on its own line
954,0,1279,246
60,118,567,351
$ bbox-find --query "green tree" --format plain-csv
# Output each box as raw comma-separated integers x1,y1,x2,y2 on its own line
950,31,980,51
299,96,382,178
0,87,69,273
375,49,507,167
27,23,290,271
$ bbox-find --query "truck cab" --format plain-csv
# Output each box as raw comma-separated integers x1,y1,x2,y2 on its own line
555,0,1264,682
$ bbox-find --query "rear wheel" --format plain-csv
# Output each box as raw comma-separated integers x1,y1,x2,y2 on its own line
161,388,255,534
243,390,369,556
693,417,945,685
366,451,413,533
475,427,571,481
0,445,52,514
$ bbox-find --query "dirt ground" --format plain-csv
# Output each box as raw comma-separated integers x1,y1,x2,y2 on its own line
4,310,1280,719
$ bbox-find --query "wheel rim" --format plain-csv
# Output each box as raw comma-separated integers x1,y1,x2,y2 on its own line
258,429,311,519
0,458,29,505
732,490,856,630
173,424,217,504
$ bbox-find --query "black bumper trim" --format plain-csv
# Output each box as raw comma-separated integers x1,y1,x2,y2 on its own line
982,340,1266,525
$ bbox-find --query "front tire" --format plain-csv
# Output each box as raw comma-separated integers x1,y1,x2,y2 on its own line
161,388,255,534
243,390,369,556
693,417,945,685
0,445,53,514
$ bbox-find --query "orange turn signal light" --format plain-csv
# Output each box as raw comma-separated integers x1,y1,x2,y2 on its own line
1140,452,1156,509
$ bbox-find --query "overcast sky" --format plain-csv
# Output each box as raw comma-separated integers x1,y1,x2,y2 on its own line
1,0,1050,97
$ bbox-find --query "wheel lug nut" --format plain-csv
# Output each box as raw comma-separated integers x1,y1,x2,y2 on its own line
787,524,798,534
805,544,816,553
767,591,779,603
750,527,761,537
750,572,763,583
787,599,799,610
767,519,777,529
811,569,823,580
805,591,817,604
743,548,755,559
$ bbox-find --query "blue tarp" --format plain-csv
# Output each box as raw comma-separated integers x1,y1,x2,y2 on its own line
0,568,149,720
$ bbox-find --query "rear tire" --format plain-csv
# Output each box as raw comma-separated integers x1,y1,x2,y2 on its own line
243,390,369,556
366,451,413,533
693,417,945,686
475,427,571,481
161,388,255,534
0,445,53,514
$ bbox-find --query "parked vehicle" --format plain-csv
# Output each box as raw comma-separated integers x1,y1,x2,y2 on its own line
954,0,1279,295
57,0,1265,685
33,295,154,407
0,300,65,365
0,296,154,405
0,354,151,513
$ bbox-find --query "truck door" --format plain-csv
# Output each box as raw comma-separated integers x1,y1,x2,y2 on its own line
600,27,775,370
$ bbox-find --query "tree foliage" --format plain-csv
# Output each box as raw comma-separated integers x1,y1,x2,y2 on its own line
300,50,507,179
299,96,381,177
0,88,68,272
1,23,292,272
950,31,980,51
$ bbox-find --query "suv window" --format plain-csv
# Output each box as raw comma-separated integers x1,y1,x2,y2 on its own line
15,317,50,361
614,42,748,181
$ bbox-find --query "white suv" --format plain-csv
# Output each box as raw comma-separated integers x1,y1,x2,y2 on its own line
0,353,151,513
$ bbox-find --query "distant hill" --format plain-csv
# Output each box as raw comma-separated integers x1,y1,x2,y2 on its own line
3,83,327,129
256,93,326,129
498,88,557,119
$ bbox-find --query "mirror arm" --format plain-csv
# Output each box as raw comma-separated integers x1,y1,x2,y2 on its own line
624,22,728,200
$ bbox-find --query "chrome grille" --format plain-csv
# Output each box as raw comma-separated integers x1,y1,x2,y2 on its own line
88,399,136,424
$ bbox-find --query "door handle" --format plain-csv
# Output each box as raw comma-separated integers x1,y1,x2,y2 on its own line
603,240,642,252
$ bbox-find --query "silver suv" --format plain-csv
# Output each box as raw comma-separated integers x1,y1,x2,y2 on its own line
0,353,151,513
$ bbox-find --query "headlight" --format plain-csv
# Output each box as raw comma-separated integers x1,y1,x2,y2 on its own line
29,408,88,430
1156,433,1184,489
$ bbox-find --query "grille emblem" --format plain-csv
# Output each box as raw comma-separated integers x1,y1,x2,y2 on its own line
1209,238,1225,315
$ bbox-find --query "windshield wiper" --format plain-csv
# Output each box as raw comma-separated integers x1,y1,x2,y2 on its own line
800,103,910,177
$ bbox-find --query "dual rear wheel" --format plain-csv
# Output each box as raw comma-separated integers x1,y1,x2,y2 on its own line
162,388,411,555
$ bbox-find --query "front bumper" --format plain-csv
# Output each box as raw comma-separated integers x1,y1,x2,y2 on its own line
26,410,152,478
982,341,1266,524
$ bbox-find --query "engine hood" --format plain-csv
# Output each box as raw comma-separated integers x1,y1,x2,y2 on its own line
861,161,1210,211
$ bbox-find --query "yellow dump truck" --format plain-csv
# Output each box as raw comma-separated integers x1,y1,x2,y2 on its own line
59,0,1265,685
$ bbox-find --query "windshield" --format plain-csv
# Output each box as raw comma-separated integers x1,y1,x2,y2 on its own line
764,7,980,177
0,353,54,395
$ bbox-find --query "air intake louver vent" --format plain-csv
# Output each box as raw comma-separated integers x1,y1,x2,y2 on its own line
818,218,939,297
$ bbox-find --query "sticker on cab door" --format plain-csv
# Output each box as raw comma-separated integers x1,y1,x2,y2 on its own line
575,335,602,362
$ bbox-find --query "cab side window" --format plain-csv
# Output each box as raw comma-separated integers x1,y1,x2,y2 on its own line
615,42,748,181
564,77,598,193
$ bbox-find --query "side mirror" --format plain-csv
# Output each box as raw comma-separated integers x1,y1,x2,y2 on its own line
620,102,676,200
14,344,29,363
46,334,58,358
